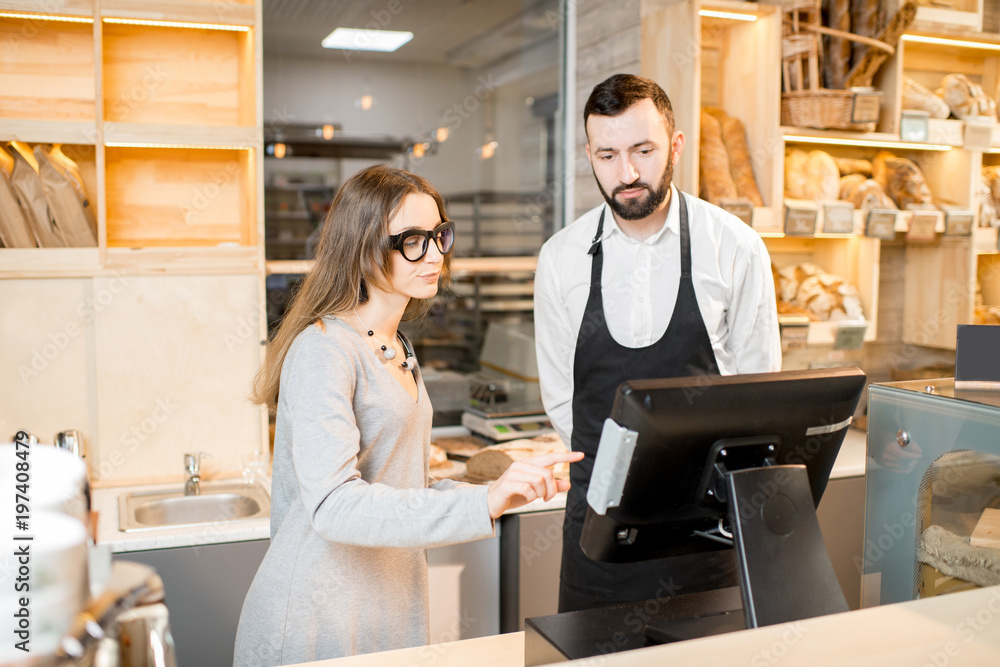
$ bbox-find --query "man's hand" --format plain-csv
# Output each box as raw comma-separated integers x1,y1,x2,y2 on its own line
486,451,584,519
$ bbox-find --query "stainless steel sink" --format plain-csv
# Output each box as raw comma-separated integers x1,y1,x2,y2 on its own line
118,482,271,532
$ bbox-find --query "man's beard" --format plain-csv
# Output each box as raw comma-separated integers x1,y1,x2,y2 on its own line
595,157,672,221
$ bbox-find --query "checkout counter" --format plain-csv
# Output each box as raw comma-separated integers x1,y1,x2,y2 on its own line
305,375,1000,666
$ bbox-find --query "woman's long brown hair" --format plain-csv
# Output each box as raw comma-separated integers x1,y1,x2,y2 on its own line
251,164,451,412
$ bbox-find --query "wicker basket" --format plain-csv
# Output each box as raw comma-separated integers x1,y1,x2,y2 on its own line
781,88,881,132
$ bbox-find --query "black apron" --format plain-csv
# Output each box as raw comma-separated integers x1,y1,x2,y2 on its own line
559,191,737,613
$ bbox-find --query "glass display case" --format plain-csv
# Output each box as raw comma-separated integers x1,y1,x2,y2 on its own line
864,379,1000,607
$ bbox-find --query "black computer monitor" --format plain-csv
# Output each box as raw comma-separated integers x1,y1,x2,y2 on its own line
580,367,866,628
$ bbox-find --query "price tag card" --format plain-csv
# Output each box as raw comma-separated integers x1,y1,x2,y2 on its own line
784,204,818,236
779,319,810,352
944,210,975,237
900,110,930,143
850,89,882,124
719,198,754,226
906,210,941,242
833,321,868,351
865,209,898,240
822,201,855,234
963,118,993,151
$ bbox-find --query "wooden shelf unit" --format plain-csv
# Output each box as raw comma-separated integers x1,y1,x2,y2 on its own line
0,4,261,267
0,2,267,487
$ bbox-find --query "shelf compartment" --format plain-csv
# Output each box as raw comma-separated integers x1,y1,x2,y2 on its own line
102,21,254,126
100,0,255,27
0,15,95,122
105,146,256,248
644,0,781,207
764,235,880,344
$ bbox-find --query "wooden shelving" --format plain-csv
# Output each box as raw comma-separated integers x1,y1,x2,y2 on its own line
0,2,267,485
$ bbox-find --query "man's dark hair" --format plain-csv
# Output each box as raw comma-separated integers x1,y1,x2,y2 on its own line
583,74,674,135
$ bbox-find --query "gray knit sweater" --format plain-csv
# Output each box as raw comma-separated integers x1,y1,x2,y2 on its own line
233,316,494,666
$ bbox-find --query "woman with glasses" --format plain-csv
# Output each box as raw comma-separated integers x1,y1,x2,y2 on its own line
234,164,581,666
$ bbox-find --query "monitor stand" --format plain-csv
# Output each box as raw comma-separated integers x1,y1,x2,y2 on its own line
525,464,848,664
724,463,850,627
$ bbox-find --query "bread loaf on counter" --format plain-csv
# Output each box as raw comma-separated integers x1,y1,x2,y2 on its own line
804,150,841,201
465,433,568,482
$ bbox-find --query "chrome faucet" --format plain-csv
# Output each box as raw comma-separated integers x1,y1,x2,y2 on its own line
184,452,208,496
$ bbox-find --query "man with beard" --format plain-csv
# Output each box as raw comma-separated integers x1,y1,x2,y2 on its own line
533,74,781,612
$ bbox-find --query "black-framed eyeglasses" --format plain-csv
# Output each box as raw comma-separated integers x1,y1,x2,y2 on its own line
389,221,456,262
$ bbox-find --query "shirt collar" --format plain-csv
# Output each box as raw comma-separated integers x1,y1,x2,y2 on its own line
599,184,679,245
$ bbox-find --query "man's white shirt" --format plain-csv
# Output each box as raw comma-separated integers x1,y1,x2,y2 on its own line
533,185,782,445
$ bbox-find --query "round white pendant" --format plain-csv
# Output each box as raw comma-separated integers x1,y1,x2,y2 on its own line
383,347,396,360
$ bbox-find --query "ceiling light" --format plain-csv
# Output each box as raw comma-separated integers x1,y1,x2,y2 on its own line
322,124,335,140
783,134,951,151
272,143,286,159
698,9,758,22
358,94,374,111
435,127,449,142
411,143,426,159
322,27,413,52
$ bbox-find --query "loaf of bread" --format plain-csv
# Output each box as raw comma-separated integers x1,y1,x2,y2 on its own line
699,109,738,204
465,433,568,482
779,263,865,322
824,0,852,89
902,77,951,119
784,149,810,199
871,150,896,188
978,175,998,228
941,74,997,120
772,263,819,321
851,0,880,65
705,107,764,206
846,178,897,211
804,150,841,201
881,156,934,209
835,157,873,177
839,174,867,201
983,166,1000,204
429,443,448,469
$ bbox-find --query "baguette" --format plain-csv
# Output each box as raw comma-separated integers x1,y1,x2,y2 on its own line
705,107,764,206
699,109,738,204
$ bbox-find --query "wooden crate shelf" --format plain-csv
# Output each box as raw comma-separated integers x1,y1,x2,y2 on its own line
0,15,95,122
102,21,254,127
764,236,881,344
104,146,256,248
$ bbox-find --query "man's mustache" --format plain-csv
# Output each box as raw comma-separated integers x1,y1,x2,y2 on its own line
612,182,650,196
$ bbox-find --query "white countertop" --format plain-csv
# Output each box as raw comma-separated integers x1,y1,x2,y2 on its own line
95,427,867,553
291,584,1000,666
